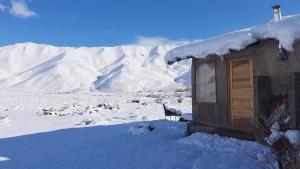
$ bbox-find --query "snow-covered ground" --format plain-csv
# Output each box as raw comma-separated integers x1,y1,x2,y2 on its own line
0,92,191,138
0,92,276,169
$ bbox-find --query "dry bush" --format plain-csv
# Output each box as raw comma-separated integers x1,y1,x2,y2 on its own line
253,117,300,169
271,137,300,169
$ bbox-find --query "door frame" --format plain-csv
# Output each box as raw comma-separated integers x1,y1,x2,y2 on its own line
227,58,254,124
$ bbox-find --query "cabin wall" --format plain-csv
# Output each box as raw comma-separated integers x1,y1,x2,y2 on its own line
192,39,300,132
289,73,300,129
252,40,300,129
192,58,228,127
253,41,300,96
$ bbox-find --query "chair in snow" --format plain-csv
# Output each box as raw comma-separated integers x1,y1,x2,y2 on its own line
163,104,182,121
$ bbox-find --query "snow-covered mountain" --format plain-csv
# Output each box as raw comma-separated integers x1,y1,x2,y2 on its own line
0,42,191,93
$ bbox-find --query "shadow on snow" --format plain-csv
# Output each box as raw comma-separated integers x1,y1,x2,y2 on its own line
0,120,198,169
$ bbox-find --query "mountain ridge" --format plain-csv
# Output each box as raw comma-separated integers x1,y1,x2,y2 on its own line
0,42,191,93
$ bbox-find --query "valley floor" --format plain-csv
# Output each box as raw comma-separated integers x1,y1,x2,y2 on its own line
0,92,276,169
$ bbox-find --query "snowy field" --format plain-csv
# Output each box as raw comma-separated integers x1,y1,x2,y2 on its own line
0,92,192,138
0,92,276,169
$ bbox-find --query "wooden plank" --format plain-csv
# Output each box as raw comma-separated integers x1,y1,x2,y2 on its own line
232,76,251,81
232,108,251,116
228,58,253,124
232,59,250,67
233,82,251,89
232,69,251,79
231,88,252,99
228,61,233,123
232,100,252,110
232,67,251,76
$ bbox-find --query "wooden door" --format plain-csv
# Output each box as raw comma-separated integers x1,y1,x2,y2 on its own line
228,59,253,124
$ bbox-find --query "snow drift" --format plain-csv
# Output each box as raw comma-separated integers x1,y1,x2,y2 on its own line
0,43,191,93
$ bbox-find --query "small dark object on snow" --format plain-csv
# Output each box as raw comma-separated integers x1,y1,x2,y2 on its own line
0,115,7,120
131,99,140,103
97,103,117,110
141,102,148,105
179,117,192,122
42,108,53,115
148,125,155,131
177,98,183,103
81,119,93,125
155,98,163,104
163,104,182,121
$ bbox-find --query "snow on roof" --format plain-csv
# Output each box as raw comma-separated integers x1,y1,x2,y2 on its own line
166,14,300,63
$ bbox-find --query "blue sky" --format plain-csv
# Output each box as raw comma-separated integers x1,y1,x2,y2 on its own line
0,0,300,47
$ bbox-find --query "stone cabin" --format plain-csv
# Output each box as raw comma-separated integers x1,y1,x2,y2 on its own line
166,6,300,139
188,38,300,139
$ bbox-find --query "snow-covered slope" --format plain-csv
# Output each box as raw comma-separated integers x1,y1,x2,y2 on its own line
0,43,191,93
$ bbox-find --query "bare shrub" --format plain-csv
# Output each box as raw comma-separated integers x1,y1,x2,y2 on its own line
253,116,300,169
271,137,300,169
